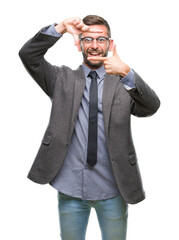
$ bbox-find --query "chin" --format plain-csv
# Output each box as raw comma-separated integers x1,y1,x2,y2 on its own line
85,60,103,69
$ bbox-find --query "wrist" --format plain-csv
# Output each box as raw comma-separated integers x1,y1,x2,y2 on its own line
55,22,67,34
119,64,130,77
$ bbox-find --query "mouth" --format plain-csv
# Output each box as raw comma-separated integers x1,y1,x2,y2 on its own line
87,51,102,58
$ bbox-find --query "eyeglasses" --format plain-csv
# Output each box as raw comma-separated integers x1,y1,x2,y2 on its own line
80,36,110,44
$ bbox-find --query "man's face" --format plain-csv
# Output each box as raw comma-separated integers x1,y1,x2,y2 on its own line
78,25,113,69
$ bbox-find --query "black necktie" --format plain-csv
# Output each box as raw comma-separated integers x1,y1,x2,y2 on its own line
87,71,98,167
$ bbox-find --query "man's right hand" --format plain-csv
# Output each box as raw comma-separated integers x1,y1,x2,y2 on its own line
55,17,102,46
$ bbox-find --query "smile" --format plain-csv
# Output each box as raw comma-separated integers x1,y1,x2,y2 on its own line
88,53,102,57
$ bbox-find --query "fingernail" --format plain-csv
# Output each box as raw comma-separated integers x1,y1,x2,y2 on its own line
83,26,89,30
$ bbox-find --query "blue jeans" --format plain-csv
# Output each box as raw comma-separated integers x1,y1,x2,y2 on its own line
58,192,128,240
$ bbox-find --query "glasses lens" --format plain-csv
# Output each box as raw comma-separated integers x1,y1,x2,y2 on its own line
97,37,108,43
81,37,109,44
83,37,93,43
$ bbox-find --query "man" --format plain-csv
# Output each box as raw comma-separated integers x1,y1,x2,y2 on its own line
19,15,160,240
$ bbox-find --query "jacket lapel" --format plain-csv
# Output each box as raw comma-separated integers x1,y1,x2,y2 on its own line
69,65,86,138
102,74,120,138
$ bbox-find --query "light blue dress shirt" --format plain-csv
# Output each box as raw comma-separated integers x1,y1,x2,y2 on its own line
42,24,136,200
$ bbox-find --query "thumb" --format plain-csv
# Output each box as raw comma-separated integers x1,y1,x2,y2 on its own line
73,34,80,46
113,44,118,56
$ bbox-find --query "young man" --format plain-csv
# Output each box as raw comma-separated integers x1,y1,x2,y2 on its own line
19,15,160,240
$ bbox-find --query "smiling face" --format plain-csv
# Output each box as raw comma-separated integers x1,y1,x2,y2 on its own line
78,25,113,69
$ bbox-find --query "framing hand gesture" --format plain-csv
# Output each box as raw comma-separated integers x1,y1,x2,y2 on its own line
88,44,130,77
55,17,103,46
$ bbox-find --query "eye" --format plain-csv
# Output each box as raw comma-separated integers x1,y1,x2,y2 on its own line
84,37,93,43
97,37,106,43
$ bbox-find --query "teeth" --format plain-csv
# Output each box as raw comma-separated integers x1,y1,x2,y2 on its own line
89,53,100,56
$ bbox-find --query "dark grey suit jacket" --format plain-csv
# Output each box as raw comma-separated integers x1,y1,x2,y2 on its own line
19,27,160,204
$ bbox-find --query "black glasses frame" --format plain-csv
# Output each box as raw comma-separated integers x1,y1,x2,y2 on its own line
80,36,110,43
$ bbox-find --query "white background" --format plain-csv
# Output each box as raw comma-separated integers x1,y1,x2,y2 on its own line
1,0,179,239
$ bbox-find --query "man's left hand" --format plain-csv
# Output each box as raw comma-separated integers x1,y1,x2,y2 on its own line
87,45,130,77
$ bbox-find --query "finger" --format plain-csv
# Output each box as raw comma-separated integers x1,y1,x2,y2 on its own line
87,28,103,33
73,34,80,46
72,18,88,32
76,23,84,29
103,60,111,65
103,63,110,68
105,69,112,74
73,18,81,25
81,27,103,33
75,20,85,29
81,25,90,31
113,44,117,56
87,56,108,62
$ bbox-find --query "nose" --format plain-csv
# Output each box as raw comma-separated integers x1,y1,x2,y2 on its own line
91,39,98,49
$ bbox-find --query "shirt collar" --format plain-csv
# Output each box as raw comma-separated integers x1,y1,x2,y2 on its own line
82,63,106,79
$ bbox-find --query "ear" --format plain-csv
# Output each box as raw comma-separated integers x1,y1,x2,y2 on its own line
108,39,114,52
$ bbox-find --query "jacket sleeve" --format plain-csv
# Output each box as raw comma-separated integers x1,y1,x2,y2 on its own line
128,70,161,117
19,26,61,98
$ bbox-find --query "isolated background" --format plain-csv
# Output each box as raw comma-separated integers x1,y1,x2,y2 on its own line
1,0,179,239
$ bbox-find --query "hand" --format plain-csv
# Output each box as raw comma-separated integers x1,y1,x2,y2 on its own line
87,44,130,77
55,17,103,46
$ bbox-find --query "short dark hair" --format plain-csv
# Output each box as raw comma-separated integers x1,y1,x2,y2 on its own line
82,15,111,37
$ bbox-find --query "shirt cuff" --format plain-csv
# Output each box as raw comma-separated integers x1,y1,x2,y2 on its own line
120,69,136,90
41,23,63,38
